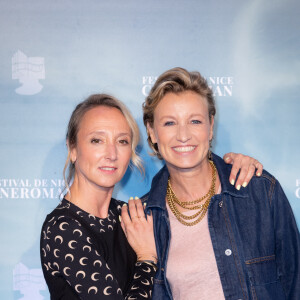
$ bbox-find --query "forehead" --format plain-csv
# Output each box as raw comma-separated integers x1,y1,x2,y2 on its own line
79,106,131,133
155,91,208,115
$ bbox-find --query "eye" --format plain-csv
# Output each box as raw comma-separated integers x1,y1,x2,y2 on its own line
191,120,202,124
164,121,175,126
119,139,130,145
91,138,102,144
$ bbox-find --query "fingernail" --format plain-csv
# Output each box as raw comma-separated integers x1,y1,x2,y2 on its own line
257,172,261,176
122,203,127,207
119,215,122,222
129,197,133,200
143,202,146,207
236,185,241,190
242,182,247,188
225,156,230,161
230,179,235,185
135,196,139,200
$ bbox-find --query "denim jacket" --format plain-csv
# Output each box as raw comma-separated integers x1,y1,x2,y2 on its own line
143,153,300,300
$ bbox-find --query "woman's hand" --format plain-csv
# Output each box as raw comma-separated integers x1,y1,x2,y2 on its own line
120,197,157,263
223,153,263,190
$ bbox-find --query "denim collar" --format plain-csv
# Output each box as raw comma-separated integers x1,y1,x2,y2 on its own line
145,153,248,211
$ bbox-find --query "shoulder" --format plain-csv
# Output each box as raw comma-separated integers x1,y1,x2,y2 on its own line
110,198,125,214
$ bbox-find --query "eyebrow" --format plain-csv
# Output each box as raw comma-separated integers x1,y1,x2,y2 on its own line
87,130,131,137
158,113,205,120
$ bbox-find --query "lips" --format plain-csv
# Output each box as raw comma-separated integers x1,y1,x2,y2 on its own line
172,146,196,153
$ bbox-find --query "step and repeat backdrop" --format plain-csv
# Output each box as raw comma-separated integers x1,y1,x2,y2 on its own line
0,0,299,298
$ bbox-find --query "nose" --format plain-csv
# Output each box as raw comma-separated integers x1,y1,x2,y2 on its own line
176,124,191,143
105,143,117,161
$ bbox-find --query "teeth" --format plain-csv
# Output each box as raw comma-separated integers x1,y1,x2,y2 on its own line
101,167,115,171
173,146,195,152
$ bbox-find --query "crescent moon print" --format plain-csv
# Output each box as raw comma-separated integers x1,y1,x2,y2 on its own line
41,199,155,299
83,245,91,252
93,260,102,267
48,216,55,223
141,266,151,273
51,270,59,276
76,270,86,279
73,229,82,236
141,279,150,285
59,222,69,230
88,286,98,294
117,288,122,295
88,214,96,220
139,291,149,298
54,235,63,244
91,272,100,281
79,257,88,266
68,240,77,249
103,286,112,296
53,249,60,258
105,274,113,281
63,267,71,276
75,284,82,293
130,285,139,290
53,262,59,270
65,253,74,262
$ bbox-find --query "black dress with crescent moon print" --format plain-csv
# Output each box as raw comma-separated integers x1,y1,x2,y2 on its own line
40,198,155,299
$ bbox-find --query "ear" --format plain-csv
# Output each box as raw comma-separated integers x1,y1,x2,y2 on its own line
209,116,214,141
67,141,77,163
146,123,157,144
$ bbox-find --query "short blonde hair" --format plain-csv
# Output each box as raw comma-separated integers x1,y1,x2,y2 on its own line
63,94,143,192
143,67,216,159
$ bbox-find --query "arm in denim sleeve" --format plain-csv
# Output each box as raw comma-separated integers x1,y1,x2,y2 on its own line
272,179,300,299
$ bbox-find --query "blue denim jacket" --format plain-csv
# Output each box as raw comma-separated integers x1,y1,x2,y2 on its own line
143,153,300,300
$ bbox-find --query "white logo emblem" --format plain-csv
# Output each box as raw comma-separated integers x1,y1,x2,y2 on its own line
13,263,46,299
12,50,45,95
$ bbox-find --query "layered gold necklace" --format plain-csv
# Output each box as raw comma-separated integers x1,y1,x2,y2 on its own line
167,160,217,226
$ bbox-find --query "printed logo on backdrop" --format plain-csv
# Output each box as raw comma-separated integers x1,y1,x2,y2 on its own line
13,263,46,299
12,50,45,95
142,76,233,97
0,179,64,199
296,179,300,199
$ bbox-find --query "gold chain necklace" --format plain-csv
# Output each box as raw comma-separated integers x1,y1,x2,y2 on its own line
167,160,217,226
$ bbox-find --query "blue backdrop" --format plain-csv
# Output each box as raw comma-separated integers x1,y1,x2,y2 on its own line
1,0,299,298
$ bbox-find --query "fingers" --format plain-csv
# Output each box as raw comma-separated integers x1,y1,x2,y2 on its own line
255,161,263,177
121,197,148,222
223,152,234,164
228,153,243,188
227,153,263,190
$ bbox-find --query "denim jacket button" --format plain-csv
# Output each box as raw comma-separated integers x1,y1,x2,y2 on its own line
219,201,223,207
225,249,232,256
